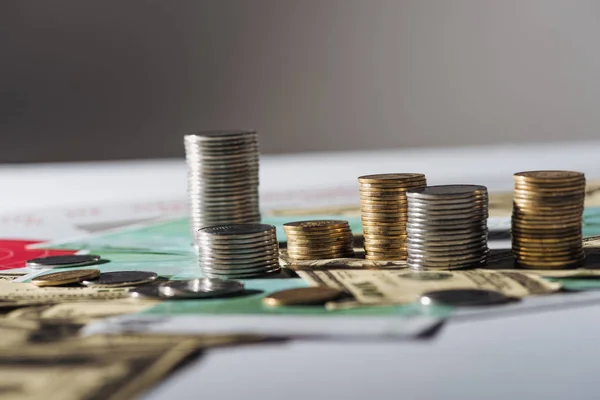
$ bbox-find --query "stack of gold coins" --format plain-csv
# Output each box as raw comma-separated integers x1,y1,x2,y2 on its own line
358,173,427,260
283,220,355,260
512,170,586,269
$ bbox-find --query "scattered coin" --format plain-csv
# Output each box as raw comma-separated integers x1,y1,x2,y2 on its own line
159,278,244,299
419,289,516,306
27,254,101,269
31,269,101,287
262,287,344,306
406,185,489,270
512,170,585,269
81,271,158,287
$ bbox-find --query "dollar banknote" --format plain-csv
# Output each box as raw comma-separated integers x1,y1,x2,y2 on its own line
297,269,560,306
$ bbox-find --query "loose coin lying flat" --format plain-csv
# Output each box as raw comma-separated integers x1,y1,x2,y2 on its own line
31,269,101,287
160,278,244,299
27,254,101,269
419,289,515,307
81,271,158,287
262,287,344,307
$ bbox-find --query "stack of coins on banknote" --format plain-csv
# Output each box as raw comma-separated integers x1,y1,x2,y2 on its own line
184,131,261,246
406,185,489,269
197,224,280,278
512,170,586,269
283,220,354,260
358,174,427,260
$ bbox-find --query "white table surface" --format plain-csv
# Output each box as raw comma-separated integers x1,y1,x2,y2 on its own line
2,140,600,400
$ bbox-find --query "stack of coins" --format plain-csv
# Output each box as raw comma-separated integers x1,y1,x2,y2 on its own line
512,170,586,269
283,220,354,260
197,224,280,279
184,130,261,245
358,174,427,260
406,185,489,269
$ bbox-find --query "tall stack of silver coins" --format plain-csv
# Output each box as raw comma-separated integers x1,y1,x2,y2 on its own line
406,185,489,269
197,224,280,279
184,131,261,245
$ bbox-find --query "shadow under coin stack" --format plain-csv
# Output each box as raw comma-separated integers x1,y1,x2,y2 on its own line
184,131,261,246
358,174,427,260
406,185,489,269
511,171,586,269
197,224,280,279
283,220,354,260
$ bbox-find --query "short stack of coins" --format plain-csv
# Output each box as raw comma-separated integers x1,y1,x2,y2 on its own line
406,185,489,269
512,170,586,269
283,220,354,260
184,130,261,246
197,224,280,279
358,173,427,260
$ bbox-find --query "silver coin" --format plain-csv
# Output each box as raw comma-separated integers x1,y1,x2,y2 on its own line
200,254,280,267
407,211,488,221
201,263,280,274
407,252,488,264
184,130,257,140
198,224,274,236
201,258,280,270
159,278,244,299
27,254,101,269
81,271,158,287
406,222,487,231
203,265,281,279
406,242,488,253
406,231,488,242
406,185,488,198
197,237,277,248
200,248,279,260
407,247,489,260
407,202,489,211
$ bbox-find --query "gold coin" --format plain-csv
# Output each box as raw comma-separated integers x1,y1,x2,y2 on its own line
287,239,354,247
262,287,345,307
287,245,353,253
284,230,352,239
285,230,352,238
283,220,350,231
512,236,582,244
359,179,426,187
31,269,101,287
358,173,426,183
361,198,409,204
512,213,583,221
514,170,585,181
359,191,408,198
286,253,354,260
286,247,353,255
513,184,586,193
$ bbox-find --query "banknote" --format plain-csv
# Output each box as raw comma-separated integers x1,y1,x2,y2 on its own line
6,298,158,324
297,269,561,306
0,281,130,302
0,326,257,400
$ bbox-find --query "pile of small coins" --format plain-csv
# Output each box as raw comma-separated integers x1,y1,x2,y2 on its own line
406,185,489,269
197,224,281,279
184,130,261,246
283,220,354,260
358,173,427,260
511,171,586,269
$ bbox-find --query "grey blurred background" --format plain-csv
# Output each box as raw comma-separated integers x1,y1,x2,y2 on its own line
2,0,600,162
